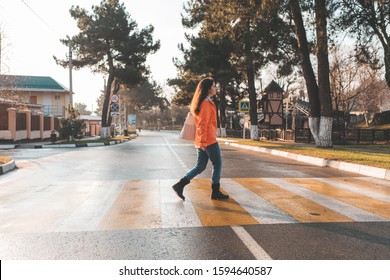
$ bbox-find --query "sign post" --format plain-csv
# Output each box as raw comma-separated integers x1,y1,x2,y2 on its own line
239,100,250,140
172,117,176,131
110,94,120,137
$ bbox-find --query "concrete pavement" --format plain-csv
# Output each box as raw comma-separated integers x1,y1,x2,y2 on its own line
0,158,15,175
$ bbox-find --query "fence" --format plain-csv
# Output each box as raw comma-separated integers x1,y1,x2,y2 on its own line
0,108,59,141
226,128,390,144
0,109,8,130
295,128,390,144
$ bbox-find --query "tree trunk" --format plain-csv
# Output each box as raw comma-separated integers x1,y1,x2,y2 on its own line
289,0,334,147
384,46,390,89
101,72,115,138
289,0,320,119
219,84,227,137
315,0,333,147
244,19,259,141
318,117,333,147
246,52,259,140
308,117,320,144
213,96,221,137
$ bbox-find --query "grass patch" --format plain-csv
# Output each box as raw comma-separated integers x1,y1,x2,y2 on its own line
226,138,390,169
358,124,390,130
51,135,134,145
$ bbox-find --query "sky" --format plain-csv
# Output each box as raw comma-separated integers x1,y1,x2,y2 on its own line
0,0,187,111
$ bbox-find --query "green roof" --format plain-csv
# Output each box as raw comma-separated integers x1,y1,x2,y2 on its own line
0,75,68,92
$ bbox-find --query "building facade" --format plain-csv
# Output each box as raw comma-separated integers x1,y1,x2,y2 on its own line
0,74,71,116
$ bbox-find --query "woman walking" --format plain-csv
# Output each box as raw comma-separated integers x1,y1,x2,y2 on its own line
172,77,229,200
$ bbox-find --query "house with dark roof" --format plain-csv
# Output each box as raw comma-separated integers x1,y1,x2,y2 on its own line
0,74,71,116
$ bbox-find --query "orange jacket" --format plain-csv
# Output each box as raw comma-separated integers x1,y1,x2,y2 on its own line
194,98,217,148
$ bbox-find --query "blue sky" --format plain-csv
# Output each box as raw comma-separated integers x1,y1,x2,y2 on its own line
0,0,187,111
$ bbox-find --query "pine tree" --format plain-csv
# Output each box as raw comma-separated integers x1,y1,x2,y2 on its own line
54,0,159,138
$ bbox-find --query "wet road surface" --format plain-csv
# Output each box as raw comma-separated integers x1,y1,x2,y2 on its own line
0,131,389,259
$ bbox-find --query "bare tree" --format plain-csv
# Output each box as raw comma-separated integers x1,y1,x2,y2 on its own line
330,44,386,128
0,26,11,75
355,72,388,126
330,45,362,129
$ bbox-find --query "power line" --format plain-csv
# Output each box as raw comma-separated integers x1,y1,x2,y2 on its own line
19,0,73,105
20,0,59,36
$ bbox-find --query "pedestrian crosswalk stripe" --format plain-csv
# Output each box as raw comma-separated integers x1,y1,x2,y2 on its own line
356,176,390,187
184,179,259,227
285,178,390,219
159,179,202,228
55,181,124,232
98,177,389,231
264,178,388,222
233,178,353,223
221,178,298,224
321,177,390,197
1,177,389,233
100,180,162,230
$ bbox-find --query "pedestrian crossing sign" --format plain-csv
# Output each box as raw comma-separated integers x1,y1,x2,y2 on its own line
239,100,250,112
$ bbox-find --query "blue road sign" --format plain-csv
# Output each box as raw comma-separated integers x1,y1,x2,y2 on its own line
111,103,119,112
239,100,250,112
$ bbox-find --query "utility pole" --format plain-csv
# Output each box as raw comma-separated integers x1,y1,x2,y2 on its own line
0,32,2,74
68,44,73,106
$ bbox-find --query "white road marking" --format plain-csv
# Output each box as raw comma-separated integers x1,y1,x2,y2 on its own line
231,225,272,260
221,178,298,224
159,179,202,228
54,181,125,232
264,178,389,222
164,136,190,172
356,176,390,186
313,177,390,203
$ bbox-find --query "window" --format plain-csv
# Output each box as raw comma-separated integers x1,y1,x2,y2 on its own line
30,96,37,104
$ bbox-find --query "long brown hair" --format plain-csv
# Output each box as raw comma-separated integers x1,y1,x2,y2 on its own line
190,77,214,115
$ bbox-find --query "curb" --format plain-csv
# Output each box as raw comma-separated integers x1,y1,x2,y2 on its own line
32,139,130,149
0,159,16,175
224,141,390,181
0,139,131,175
0,144,17,149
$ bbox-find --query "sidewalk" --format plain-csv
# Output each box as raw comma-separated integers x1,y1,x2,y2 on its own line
221,139,390,181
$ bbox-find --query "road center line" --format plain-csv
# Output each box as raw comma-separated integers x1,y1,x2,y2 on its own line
164,136,190,172
231,225,272,260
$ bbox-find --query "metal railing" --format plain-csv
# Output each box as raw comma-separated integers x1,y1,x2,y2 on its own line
226,128,390,144
42,105,65,116
295,128,390,144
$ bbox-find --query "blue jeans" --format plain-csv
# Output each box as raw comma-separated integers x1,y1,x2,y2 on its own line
185,142,222,184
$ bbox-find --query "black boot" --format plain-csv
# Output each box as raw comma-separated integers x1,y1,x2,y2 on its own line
172,177,190,200
211,183,229,200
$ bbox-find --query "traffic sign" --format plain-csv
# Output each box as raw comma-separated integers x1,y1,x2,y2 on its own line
111,94,119,103
239,100,250,112
111,103,119,112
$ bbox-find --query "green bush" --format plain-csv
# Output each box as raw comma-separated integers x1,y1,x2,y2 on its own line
59,105,86,141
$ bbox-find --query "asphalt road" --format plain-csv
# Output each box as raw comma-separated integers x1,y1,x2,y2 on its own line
0,130,389,260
